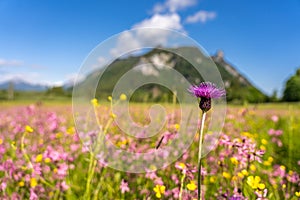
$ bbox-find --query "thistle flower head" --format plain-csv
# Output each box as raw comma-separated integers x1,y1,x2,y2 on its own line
189,82,225,99
189,82,225,112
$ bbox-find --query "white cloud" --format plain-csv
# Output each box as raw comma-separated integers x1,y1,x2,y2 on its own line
153,4,166,13
0,58,23,67
91,56,109,70
64,72,86,87
109,1,216,58
134,13,182,30
110,13,184,57
42,73,86,87
0,58,47,69
153,0,197,13
134,13,184,46
110,31,141,57
185,10,217,23
97,56,107,67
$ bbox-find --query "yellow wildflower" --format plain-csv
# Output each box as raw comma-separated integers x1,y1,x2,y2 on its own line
149,165,157,171
222,172,231,179
295,191,300,197
25,125,33,133
247,176,265,190
177,162,186,170
242,169,248,176
258,183,265,190
18,181,25,187
90,98,99,107
110,112,117,119
55,132,63,139
230,157,239,165
44,157,51,163
260,145,266,151
49,191,54,198
261,139,268,145
67,127,75,135
250,164,256,172
11,140,19,150
263,161,271,166
0,138,3,145
233,138,242,143
187,181,197,191
232,176,237,181
174,124,180,130
237,172,244,179
120,94,127,101
35,154,43,163
117,139,128,147
30,177,37,188
241,132,253,138
108,96,112,101
209,176,216,183
268,157,273,162
153,185,165,198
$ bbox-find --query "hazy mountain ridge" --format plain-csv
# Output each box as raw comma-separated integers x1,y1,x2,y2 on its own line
0,46,268,103
0,79,47,91
78,46,267,103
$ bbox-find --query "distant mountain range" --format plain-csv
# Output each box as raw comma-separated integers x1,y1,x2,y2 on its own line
0,46,268,102
0,79,47,91
0,78,75,92
75,46,267,103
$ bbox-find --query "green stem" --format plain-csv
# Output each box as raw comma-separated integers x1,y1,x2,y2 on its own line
178,172,186,200
198,111,206,200
84,103,114,200
92,168,105,200
21,132,33,169
83,152,95,200
54,188,60,200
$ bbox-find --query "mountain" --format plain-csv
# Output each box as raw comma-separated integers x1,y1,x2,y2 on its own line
75,46,268,103
0,79,47,91
211,50,267,102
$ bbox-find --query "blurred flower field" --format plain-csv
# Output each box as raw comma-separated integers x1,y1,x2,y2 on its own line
0,102,300,199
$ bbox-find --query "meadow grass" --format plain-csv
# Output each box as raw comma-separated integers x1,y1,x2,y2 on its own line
0,100,299,199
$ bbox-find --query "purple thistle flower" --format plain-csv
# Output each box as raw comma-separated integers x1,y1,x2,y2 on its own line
189,82,225,99
189,82,226,112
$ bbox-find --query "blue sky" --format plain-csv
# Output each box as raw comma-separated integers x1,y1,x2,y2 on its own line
0,0,300,95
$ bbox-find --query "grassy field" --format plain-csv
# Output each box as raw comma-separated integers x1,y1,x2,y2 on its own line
0,100,299,199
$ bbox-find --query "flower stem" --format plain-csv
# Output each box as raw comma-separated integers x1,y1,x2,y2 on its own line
93,168,105,200
178,172,186,200
197,111,206,200
84,151,95,200
21,132,34,170
84,103,114,200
